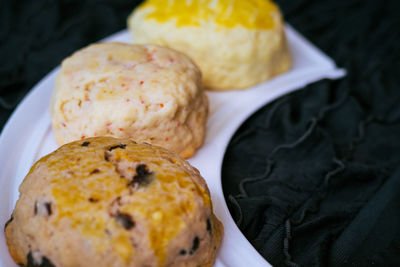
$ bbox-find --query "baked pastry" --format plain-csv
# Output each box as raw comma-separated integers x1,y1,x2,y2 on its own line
5,137,223,267
128,0,292,91
50,42,208,158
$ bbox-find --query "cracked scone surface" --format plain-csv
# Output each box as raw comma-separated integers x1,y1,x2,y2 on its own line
50,42,208,158
128,0,291,91
5,137,223,267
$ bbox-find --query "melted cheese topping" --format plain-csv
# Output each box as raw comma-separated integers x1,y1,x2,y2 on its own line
138,0,278,29
50,156,133,262
44,138,210,266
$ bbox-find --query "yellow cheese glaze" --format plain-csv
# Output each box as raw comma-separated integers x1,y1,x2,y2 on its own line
138,0,278,29
50,163,133,262
44,139,210,266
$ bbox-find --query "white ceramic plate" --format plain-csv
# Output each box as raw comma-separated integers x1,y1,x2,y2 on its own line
0,26,345,267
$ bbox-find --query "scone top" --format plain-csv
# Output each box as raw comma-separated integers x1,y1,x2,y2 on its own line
48,138,211,264
137,0,279,29
129,0,291,90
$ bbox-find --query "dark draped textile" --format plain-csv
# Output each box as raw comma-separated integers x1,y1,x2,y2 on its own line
1,0,400,266
223,0,400,266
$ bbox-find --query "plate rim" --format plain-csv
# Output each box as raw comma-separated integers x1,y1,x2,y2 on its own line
0,26,345,267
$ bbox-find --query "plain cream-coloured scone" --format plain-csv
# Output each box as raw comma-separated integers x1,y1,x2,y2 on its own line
50,42,208,158
128,0,292,91
5,137,223,267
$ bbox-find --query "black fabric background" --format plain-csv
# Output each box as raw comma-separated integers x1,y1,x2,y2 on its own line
0,0,141,128
222,0,400,266
1,0,400,266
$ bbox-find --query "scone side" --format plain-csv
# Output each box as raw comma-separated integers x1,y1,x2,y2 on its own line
5,214,28,266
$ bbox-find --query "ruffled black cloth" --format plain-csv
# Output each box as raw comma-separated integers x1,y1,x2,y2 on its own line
223,0,400,266
1,0,400,266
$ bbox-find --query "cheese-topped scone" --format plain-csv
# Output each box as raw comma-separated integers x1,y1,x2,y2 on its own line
128,0,292,90
5,137,223,267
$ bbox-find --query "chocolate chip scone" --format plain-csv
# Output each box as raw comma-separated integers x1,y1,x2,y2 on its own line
50,42,208,158
5,137,223,267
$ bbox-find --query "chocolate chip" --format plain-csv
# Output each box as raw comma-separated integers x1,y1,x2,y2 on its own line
34,202,52,217
81,141,90,147
89,169,100,175
27,251,55,267
114,211,135,230
179,249,187,255
189,236,200,254
4,214,13,230
27,252,35,266
128,164,153,187
104,151,110,161
88,197,99,203
137,164,149,176
108,144,126,151
45,203,52,216
206,218,212,234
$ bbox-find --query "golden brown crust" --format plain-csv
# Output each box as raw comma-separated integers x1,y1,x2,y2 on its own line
5,137,223,267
